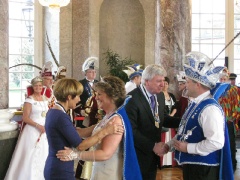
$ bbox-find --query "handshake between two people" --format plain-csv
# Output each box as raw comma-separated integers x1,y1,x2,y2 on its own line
153,138,188,157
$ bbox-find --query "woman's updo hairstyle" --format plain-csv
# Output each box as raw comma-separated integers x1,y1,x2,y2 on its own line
94,76,126,108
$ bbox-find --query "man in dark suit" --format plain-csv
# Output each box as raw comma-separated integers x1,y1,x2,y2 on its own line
75,57,98,128
125,64,180,180
74,57,99,180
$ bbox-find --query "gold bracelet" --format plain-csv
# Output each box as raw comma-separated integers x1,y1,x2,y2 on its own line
35,123,39,128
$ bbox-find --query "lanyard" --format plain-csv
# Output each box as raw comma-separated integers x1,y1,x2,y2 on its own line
140,85,160,123
56,102,67,114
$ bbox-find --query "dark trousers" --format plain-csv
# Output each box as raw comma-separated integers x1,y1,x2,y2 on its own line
75,137,87,179
182,164,219,180
142,170,157,180
227,121,237,172
76,120,85,128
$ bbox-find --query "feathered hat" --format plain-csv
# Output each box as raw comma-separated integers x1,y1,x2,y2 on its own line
123,64,143,79
40,61,53,77
176,71,186,82
55,66,67,80
219,67,230,79
82,57,98,72
183,51,225,89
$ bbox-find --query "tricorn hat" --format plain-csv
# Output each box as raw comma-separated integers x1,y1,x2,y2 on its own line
123,64,143,79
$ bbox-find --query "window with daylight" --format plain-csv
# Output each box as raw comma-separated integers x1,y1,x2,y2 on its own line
9,0,35,108
234,1,240,82
192,0,226,66
192,0,240,86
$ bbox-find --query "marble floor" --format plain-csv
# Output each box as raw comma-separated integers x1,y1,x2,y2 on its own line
74,149,240,180
156,149,240,180
157,167,183,180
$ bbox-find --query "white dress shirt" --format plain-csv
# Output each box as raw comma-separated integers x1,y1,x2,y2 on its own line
187,91,225,156
86,78,94,87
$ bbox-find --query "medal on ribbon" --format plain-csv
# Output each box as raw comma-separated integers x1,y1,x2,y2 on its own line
41,111,46,117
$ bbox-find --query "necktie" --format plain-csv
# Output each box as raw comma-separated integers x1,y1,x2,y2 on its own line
150,95,156,110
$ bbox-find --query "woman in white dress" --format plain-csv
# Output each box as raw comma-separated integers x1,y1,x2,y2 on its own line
5,76,49,180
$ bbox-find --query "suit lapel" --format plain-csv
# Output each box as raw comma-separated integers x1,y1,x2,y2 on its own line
136,87,156,124
83,79,92,96
156,92,166,128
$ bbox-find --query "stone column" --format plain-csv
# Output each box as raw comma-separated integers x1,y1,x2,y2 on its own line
0,0,9,108
60,2,73,78
43,7,60,73
159,0,191,97
72,0,90,80
40,3,72,77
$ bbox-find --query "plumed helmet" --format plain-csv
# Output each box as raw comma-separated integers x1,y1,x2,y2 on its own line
82,57,98,72
40,61,53,77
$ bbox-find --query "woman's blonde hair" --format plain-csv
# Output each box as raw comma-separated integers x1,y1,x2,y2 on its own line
95,76,126,108
53,78,83,102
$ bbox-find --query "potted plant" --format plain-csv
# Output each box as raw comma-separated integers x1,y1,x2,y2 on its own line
103,49,136,83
